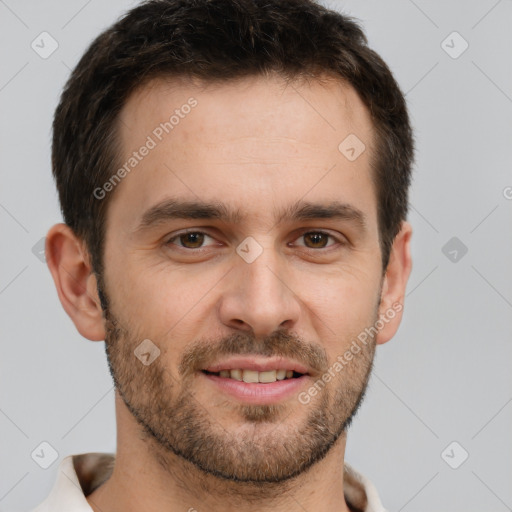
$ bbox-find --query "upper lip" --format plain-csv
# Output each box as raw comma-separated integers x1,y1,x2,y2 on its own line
203,356,310,375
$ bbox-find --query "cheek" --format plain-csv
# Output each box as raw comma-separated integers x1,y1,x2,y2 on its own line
108,259,220,338
303,270,380,336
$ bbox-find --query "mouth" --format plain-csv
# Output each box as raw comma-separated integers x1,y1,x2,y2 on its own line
199,357,311,404
202,368,305,383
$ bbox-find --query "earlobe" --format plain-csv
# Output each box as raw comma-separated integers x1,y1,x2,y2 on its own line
45,223,106,341
375,221,413,345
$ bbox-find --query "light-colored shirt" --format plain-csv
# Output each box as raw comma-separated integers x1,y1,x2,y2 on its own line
31,452,387,512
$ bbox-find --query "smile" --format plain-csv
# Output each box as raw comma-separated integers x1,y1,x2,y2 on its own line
202,368,304,383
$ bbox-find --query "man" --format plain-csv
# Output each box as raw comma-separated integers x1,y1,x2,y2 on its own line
35,0,413,510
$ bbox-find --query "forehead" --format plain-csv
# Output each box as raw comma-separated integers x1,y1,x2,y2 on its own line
108,73,377,232
119,73,370,143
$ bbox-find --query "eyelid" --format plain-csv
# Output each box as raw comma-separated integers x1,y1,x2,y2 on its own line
165,229,219,248
290,229,346,249
165,228,347,251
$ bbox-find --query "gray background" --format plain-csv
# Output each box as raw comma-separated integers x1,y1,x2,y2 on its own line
1,0,511,510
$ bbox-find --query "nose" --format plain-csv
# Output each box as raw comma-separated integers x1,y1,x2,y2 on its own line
218,244,301,339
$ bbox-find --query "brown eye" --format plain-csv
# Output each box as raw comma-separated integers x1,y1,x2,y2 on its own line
303,232,330,248
168,231,210,249
179,232,205,248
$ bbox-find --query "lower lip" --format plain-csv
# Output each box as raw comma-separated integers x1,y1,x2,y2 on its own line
201,372,309,404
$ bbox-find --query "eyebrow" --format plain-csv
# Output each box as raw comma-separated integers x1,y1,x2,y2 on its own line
135,198,368,234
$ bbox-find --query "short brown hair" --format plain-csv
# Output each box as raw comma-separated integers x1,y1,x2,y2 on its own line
52,0,414,277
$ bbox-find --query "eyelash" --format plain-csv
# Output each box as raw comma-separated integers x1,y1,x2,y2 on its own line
165,229,346,252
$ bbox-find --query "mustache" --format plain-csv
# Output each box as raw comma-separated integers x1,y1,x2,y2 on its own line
178,329,329,378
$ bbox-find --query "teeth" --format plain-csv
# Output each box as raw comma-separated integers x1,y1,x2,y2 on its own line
215,369,299,382
230,369,243,381
258,370,276,383
242,370,259,383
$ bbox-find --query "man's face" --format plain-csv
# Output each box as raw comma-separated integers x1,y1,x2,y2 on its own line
100,74,383,482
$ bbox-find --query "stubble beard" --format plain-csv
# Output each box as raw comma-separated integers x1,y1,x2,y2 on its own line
100,281,377,489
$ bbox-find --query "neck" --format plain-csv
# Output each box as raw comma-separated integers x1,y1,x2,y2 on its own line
86,392,353,512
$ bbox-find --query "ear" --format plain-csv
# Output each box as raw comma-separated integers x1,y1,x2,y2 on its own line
45,223,106,341
375,220,413,345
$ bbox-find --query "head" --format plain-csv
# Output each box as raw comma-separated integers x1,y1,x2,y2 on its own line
46,0,413,486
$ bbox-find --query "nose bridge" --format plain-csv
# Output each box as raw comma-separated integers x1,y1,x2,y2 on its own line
219,236,300,335
243,244,285,302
